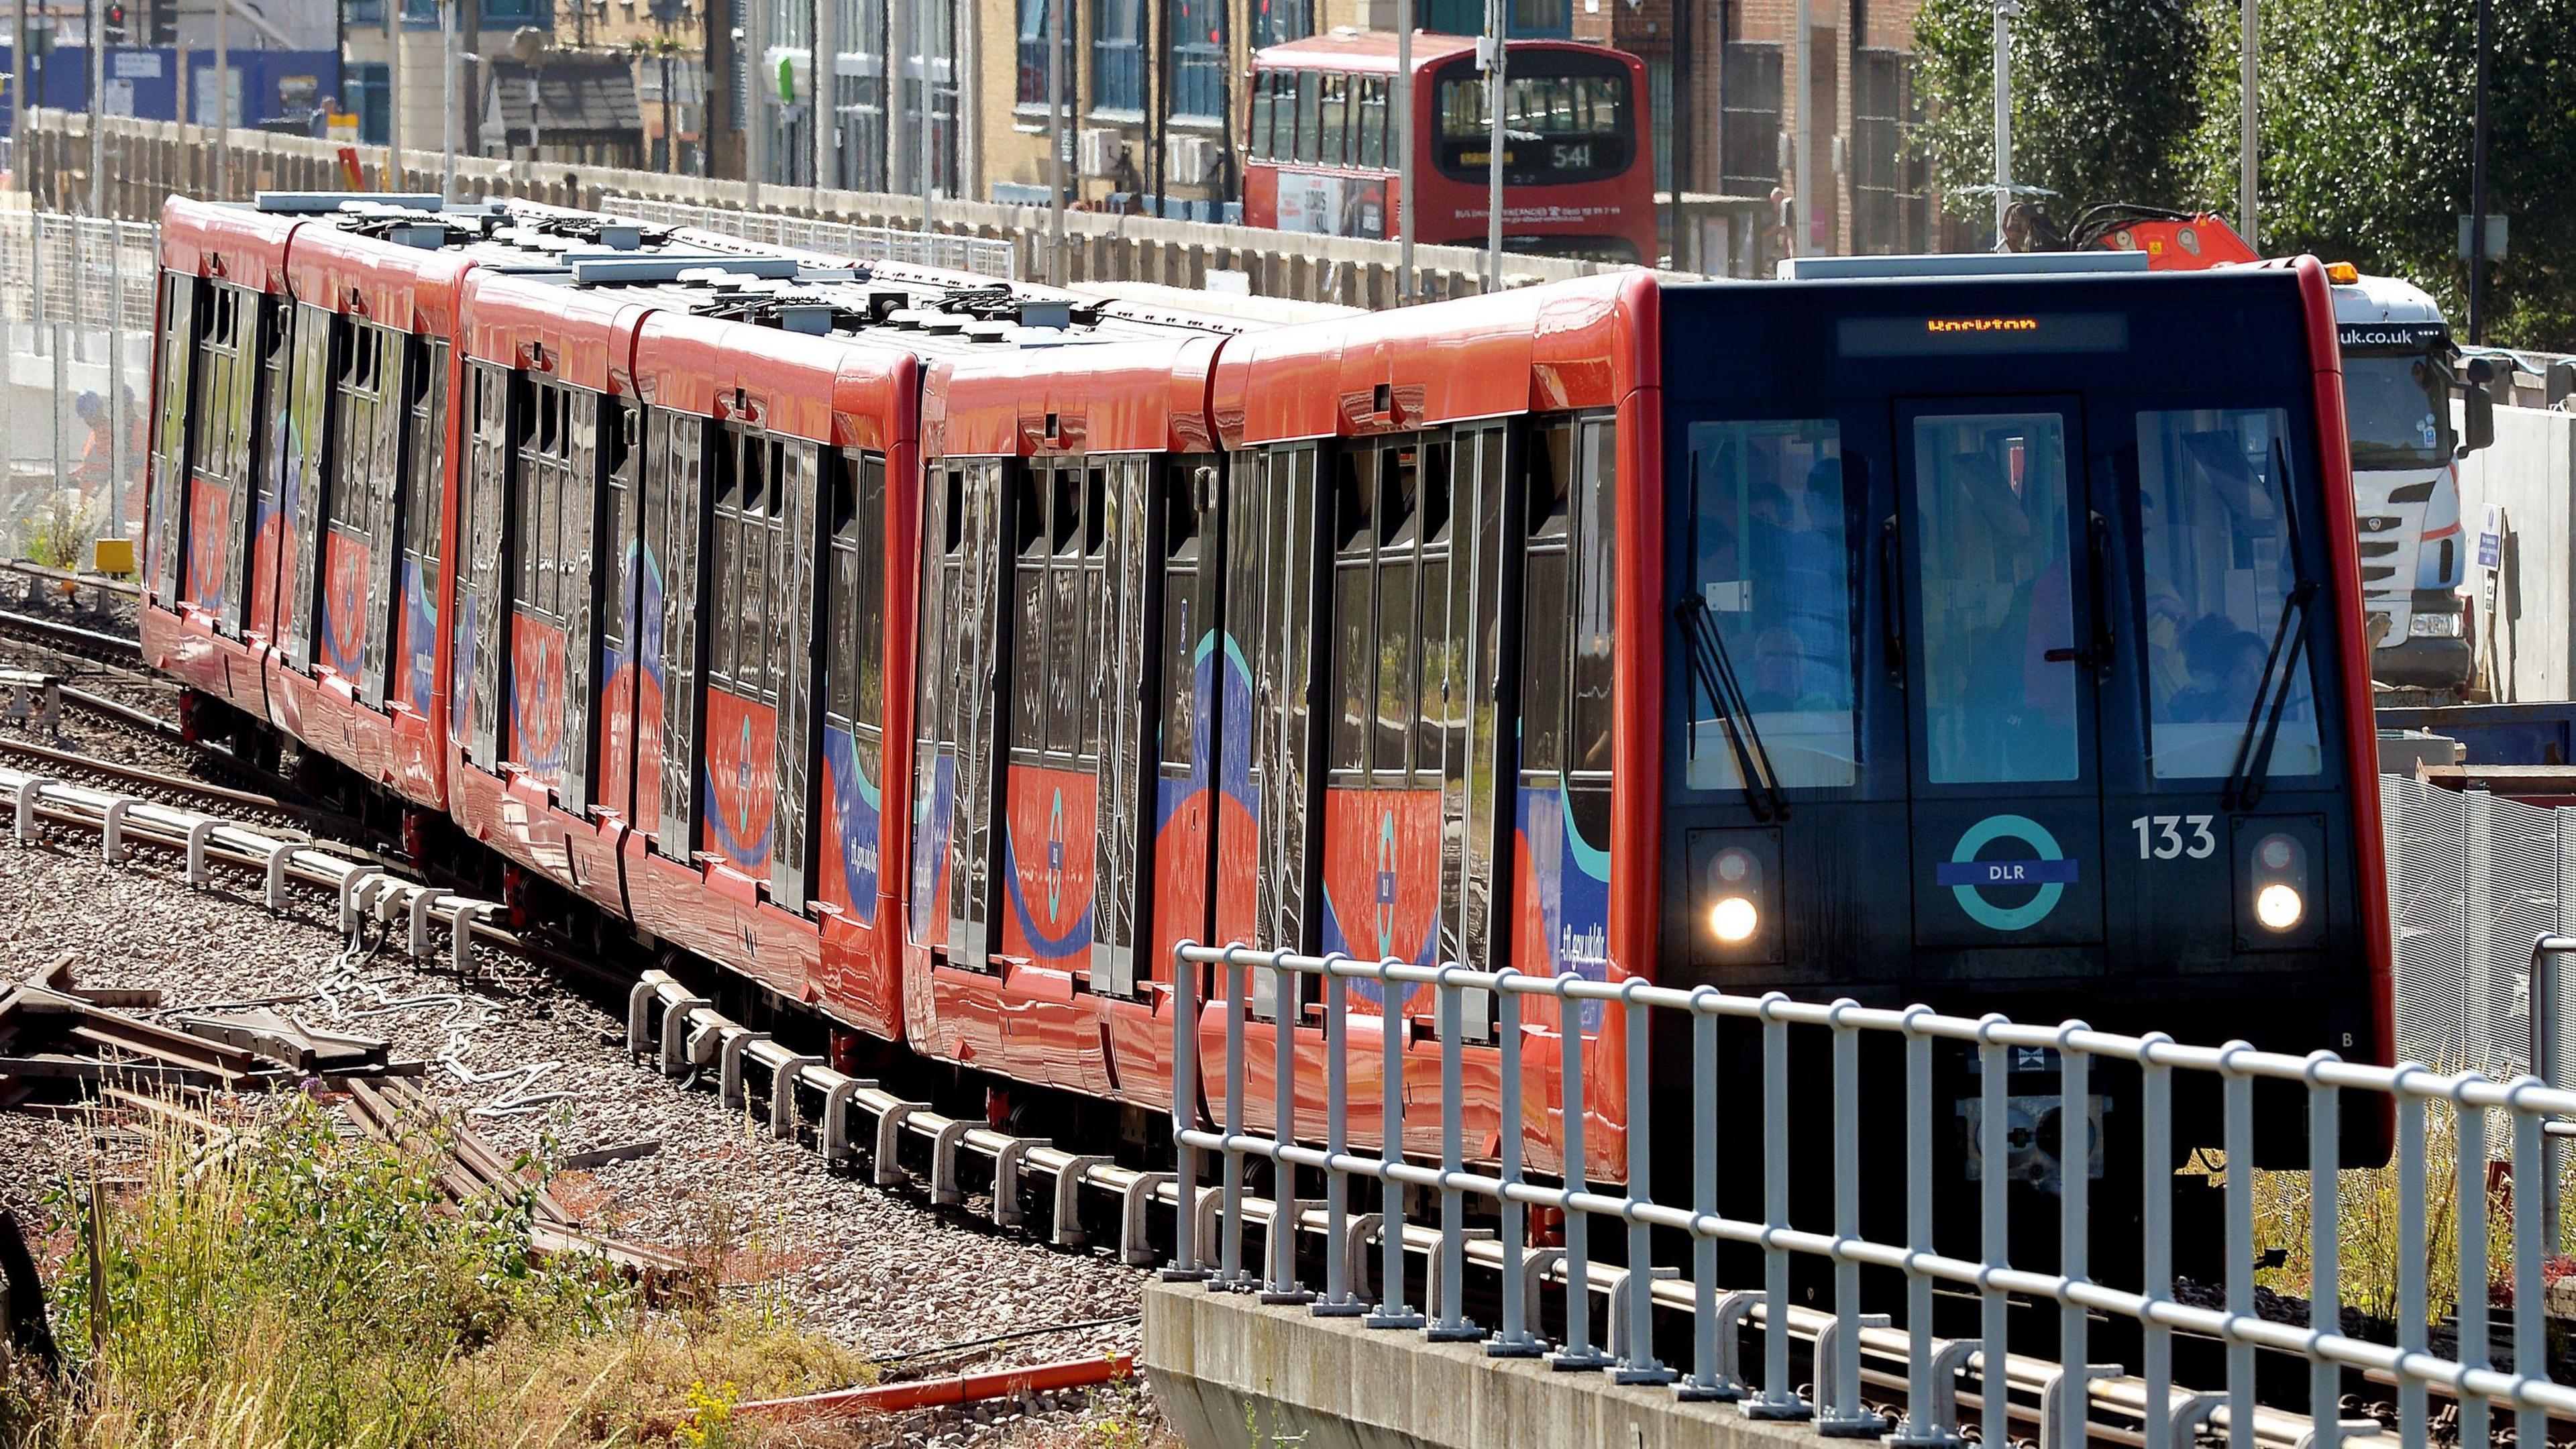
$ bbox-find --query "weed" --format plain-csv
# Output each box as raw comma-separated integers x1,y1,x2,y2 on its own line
7,1098,873,1448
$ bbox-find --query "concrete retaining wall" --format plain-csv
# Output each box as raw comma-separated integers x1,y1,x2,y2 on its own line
1141,1280,1853,1449
2455,405,2576,702
15,110,1668,308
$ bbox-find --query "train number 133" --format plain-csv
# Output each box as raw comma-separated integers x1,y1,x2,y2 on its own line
2130,814,2216,860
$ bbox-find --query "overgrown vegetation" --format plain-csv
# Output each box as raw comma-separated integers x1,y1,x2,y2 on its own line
1914,0,2576,351
11,494,94,572
0,1100,873,1448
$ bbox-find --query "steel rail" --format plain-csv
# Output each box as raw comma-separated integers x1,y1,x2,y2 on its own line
0,606,140,658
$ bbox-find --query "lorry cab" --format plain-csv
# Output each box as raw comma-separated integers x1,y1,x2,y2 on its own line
2329,270,2477,691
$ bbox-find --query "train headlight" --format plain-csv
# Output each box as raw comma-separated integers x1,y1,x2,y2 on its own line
1710,895,1760,943
2255,881,2305,932
1692,837,1780,965
2237,824,2322,950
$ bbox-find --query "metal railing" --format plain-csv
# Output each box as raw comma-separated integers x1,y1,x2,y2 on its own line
1168,941,2576,1449
604,195,1020,280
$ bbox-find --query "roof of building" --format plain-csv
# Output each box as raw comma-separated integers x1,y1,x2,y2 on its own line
484,55,645,147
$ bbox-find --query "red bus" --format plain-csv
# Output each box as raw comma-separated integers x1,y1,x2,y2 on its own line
1241,32,1656,266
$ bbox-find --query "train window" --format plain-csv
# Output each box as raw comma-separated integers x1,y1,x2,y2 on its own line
1910,413,2078,784
1520,422,1573,776
2135,407,2322,780
1374,444,1419,775
708,435,741,686
826,451,890,763
1682,419,1854,790
1357,76,1388,169
1330,447,1375,773
401,339,446,572
1159,465,1205,771
1014,464,1050,751
1415,436,1456,777
1569,419,1616,775
1293,71,1322,164
1047,467,1083,755
1318,72,1349,167
1081,464,1110,761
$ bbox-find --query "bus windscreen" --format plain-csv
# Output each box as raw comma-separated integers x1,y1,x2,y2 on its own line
1434,59,1633,185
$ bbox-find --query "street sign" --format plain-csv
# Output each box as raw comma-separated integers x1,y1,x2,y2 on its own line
2459,213,2508,260
2478,505,2503,570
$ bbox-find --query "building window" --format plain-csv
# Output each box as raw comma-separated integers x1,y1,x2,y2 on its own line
1648,55,1672,193
1718,42,1781,200
1091,0,1142,113
1250,0,1305,48
1018,0,1057,108
1507,0,1566,37
1853,48,1928,254
1168,0,1222,120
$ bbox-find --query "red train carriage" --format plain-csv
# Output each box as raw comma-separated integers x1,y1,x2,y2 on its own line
142,195,735,816
144,197,2388,1220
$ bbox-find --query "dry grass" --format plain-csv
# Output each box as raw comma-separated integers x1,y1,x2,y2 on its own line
0,1098,875,1449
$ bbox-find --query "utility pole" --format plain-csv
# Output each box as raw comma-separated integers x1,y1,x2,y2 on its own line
914,0,932,234
459,0,478,162
86,0,102,215
1395,0,1412,301
2468,0,2489,343
745,0,765,204
386,0,402,189
1991,0,2011,241
1046,0,1063,282
13,0,30,197
213,0,228,197
1794,0,1813,253
1479,0,1501,291
1668,0,1692,270
2239,0,2257,250
810,0,829,195
441,0,456,197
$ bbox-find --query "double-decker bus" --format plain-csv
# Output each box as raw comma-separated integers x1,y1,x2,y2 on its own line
1241,31,1656,266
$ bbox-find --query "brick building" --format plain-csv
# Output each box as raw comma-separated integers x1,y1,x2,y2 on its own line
1575,0,1939,270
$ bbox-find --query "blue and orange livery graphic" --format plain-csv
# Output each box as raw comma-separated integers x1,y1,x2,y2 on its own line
701,688,777,874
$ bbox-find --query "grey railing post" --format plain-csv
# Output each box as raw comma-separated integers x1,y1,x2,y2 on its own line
1679,989,1737,1399
1218,945,1250,1289
1489,968,1544,1356
1165,939,1210,1281
1263,949,1311,1303
2454,1076,2490,1449
2221,1044,2257,1449
1316,952,1362,1316
2307,1053,2343,1449
1743,993,1807,1417
1549,974,1606,1369
2139,1034,2175,1449
2510,1077,2547,1449
1428,964,1481,1341
1978,1018,2008,1449
1820,1000,1873,1432
1891,1005,1963,1444
1365,954,1424,1329
2393,1069,2428,1449
1613,985,1671,1383
2058,1025,2092,1449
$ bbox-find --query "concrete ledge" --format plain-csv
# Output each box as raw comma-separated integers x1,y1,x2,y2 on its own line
1143,1279,1847,1449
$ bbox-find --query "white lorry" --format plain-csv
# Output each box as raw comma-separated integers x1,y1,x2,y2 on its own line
2330,269,2498,693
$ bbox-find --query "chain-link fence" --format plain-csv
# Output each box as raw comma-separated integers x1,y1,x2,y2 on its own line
2383,772,2576,1079
0,208,157,568
605,195,1020,280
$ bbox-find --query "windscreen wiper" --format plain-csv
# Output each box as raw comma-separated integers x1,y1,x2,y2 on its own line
2222,438,2316,811
1676,593,1790,822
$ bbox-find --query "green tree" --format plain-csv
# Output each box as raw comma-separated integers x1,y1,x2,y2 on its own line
1914,0,2212,235
2196,0,2576,352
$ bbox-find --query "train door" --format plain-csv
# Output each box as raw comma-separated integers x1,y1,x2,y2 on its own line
1893,398,2109,951
1216,442,1324,1021
1512,415,1618,989
815,450,890,926
240,297,295,641
910,458,1009,972
1149,458,1223,981
276,305,337,670
1088,455,1161,999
